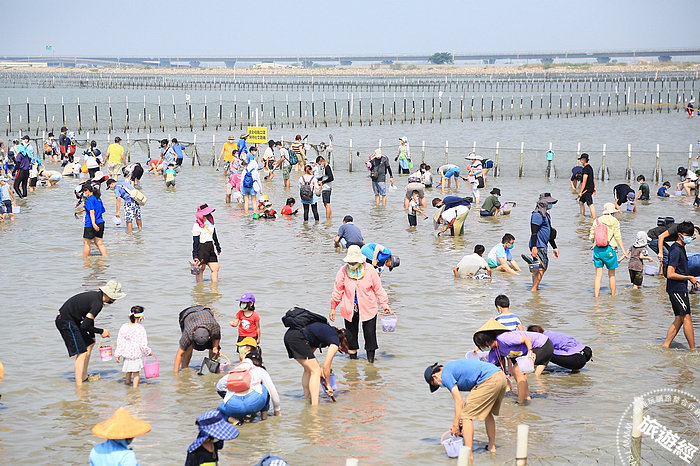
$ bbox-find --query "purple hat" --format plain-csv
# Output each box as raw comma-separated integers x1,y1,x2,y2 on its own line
237,293,255,304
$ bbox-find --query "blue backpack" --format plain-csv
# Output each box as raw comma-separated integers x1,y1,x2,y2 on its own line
242,168,254,189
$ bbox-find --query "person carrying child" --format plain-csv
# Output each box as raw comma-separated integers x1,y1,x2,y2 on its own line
230,293,261,344
280,197,298,216
629,231,654,289
115,306,152,388
407,190,428,227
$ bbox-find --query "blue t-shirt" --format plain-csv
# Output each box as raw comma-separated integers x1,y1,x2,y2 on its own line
361,243,392,266
84,195,105,227
529,212,551,249
113,182,134,203
172,143,185,159
657,186,670,197
440,359,499,392
666,242,689,294
302,322,340,350
443,195,471,209
570,166,583,181
238,139,248,155
337,223,364,247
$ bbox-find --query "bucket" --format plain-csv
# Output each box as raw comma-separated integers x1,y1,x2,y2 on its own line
440,431,464,458
528,262,540,273
674,190,683,196
319,373,338,394
143,354,160,379
381,312,398,332
626,202,635,212
98,338,113,361
516,355,534,374
113,215,121,225
692,161,699,168
217,354,231,373
12,205,20,214
644,264,659,275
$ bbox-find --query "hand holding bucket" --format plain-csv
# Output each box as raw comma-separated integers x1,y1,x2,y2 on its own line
98,337,113,361
440,430,464,458
381,310,398,332
143,354,160,379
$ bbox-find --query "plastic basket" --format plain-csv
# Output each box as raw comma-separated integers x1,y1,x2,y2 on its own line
440,431,464,458
143,354,160,379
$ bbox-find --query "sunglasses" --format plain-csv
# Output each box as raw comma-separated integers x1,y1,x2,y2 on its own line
106,298,116,304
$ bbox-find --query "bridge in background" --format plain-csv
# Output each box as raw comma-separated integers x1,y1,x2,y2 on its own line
1,49,699,68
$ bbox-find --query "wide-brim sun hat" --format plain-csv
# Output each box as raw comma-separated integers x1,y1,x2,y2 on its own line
99,280,126,300
490,188,501,195
92,407,151,439
188,410,239,452
538,192,558,205
92,171,109,182
399,137,407,143
474,318,509,335
603,203,617,215
634,231,649,248
241,133,249,139
196,203,215,217
343,245,366,263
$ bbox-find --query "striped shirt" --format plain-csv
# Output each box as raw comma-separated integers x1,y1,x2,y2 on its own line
494,313,522,331
178,306,221,350
290,141,304,160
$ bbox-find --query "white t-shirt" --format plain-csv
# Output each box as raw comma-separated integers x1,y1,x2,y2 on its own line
408,198,419,215
84,152,100,169
192,220,215,243
441,204,469,223
684,171,698,182
456,253,488,278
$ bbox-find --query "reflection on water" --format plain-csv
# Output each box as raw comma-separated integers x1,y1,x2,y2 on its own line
1,100,699,464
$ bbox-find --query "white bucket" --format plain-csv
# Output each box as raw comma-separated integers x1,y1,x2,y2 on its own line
12,205,20,213
516,355,534,373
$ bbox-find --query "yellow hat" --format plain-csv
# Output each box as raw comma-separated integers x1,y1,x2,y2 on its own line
92,407,151,439
475,318,509,334
236,337,258,347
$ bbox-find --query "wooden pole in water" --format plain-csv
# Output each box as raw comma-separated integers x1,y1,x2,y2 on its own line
576,142,581,167
61,96,65,127
519,142,525,178
94,98,98,132
203,96,208,130
146,134,151,160
655,144,661,183
494,141,500,177
126,133,131,162
457,446,470,466
25,98,30,133
348,138,353,172
515,424,529,466
43,97,48,132
345,459,359,466
626,144,632,182
211,134,216,167
217,95,222,130
108,96,113,132
687,144,694,170
630,397,643,465
192,133,197,166
172,95,178,131
600,144,607,181
125,96,129,132
444,140,448,164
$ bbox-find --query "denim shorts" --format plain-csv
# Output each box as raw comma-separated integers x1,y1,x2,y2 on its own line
372,181,386,195
217,385,269,418
241,185,256,196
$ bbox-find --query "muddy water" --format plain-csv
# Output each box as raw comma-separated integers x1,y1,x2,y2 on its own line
0,85,699,464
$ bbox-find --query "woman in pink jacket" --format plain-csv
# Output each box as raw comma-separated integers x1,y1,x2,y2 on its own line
330,245,392,363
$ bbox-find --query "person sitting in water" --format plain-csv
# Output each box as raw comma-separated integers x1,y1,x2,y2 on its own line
570,165,583,191
473,318,554,404
216,351,281,425
487,234,521,275
260,199,276,219
636,175,650,201
334,215,364,249
677,167,698,197
280,197,298,216
453,244,490,279
422,164,433,187
657,181,673,198
527,325,592,373
360,243,400,272
480,188,502,216
424,359,507,464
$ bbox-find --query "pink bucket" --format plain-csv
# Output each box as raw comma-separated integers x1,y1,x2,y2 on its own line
98,338,113,361
143,354,160,379
217,354,231,373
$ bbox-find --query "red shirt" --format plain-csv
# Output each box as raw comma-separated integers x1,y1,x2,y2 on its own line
281,205,293,215
235,310,260,338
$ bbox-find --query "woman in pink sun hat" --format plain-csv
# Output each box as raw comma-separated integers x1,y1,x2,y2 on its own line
191,203,222,283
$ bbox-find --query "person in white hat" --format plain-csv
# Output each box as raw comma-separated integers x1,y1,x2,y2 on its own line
55,280,126,386
589,203,628,297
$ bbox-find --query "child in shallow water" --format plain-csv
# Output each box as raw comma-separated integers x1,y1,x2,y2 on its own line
280,197,298,216
115,306,152,388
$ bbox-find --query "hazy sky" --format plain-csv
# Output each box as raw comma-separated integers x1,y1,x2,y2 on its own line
3,0,698,56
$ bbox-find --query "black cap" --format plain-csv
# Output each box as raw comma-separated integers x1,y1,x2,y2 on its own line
578,153,589,161
105,178,117,188
60,126,68,132
114,136,122,143
22,135,29,141
490,187,501,195
424,363,440,392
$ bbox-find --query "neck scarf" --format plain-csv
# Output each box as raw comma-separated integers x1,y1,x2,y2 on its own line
346,263,365,280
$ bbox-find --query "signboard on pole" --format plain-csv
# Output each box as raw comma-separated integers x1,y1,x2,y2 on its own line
247,126,268,144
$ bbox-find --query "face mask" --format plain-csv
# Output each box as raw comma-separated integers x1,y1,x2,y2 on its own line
683,236,695,245
506,243,514,250
237,346,249,354
546,203,553,210
239,302,249,310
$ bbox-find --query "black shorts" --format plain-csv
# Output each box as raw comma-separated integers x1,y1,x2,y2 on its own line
321,189,331,204
511,339,554,366
408,214,417,226
55,315,94,357
550,346,592,371
629,269,644,286
1,200,11,213
175,158,183,166
669,292,691,316
83,223,105,239
579,191,594,206
197,241,218,264
283,328,316,360
29,177,38,187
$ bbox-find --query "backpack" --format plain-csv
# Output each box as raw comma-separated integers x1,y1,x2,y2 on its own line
370,158,381,181
122,185,148,206
483,159,494,169
44,143,53,155
242,168,254,189
299,176,314,202
281,307,328,329
225,362,258,392
287,149,299,166
594,219,609,247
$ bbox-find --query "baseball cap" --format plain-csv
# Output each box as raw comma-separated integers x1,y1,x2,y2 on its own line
424,363,440,392
578,153,589,161
192,327,211,351
237,293,255,303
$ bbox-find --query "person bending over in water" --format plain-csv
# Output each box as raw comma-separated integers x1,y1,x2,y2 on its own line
527,325,592,373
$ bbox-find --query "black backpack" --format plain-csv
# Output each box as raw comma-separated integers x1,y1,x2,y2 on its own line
370,157,382,181
299,176,314,202
281,307,328,329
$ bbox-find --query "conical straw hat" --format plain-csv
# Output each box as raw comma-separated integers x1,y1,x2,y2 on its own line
92,407,151,439
475,318,509,334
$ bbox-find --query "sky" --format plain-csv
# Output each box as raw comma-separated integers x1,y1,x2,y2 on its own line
2,0,699,57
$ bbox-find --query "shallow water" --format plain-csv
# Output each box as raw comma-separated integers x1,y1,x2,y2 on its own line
1,87,699,464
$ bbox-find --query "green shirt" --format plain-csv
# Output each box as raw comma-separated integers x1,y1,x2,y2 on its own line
638,183,650,200
481,195,501,213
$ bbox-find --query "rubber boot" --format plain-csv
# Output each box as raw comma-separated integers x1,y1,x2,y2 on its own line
349,353,358,360
367,350,375,363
